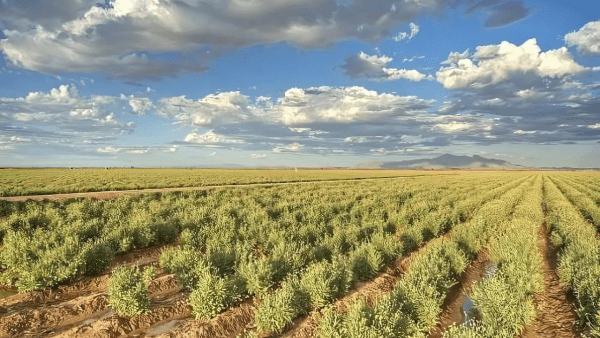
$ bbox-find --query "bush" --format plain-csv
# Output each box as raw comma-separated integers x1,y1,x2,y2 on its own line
189,268,246,319
300,258,351,310
142,265,157,281
107,266,150,316
152,222,178,244
254,276,309,333
349,243,382,281
239,255,275,297
159,247,209,290
83,240,115,275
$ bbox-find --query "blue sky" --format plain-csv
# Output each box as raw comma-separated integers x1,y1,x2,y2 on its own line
0,0,599,168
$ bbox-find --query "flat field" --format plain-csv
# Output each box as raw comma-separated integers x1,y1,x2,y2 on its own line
0,171,598,337
0,168,441,197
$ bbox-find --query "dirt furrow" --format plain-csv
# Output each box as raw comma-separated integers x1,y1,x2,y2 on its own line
0,244,170,314
51,288,188,338
517,222,581,338
428,249,490,338
0,274,178,337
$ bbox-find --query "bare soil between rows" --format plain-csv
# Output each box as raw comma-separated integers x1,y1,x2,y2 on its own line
428,249,490,338
517,222,581,338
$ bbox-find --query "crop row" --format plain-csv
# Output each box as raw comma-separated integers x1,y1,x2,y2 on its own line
315,174,537,337
543,175,600,335
243,175,533,335
0,168,436,197
548,174,600,230
0,173,519,292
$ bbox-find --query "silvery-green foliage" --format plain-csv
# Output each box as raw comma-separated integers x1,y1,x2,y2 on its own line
189,268,246,319
238,255,274,297
83,239,115,275
159,247,209,290
317,306,345,338
349,243,382,281
254,276,309,333
107,266,150,316
300,257,351,310
142,265,157,281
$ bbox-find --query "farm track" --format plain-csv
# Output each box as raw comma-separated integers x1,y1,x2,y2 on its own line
518,219,581,337
0,175,453,202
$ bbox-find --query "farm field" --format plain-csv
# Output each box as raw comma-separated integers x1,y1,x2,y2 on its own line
0,171,598,337
0,168,444,197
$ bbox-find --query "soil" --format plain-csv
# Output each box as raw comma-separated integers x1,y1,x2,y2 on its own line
517,222,582,338
428,249,490,338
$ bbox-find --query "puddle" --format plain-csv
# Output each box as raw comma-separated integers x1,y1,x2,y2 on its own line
460,261,498,326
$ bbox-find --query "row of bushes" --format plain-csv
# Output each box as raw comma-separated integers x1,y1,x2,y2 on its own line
153,175,526,329
316,175,537,337
549,175,600,230
446,175,544,337
0,168,426,197
543,175,600,335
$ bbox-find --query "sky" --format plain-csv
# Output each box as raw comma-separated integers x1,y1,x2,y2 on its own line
0,0,599,168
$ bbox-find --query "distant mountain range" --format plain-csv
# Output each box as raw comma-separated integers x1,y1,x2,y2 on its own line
356,154,524,169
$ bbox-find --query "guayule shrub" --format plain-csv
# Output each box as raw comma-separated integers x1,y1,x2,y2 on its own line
300,258,351,310
159,247,209,290
83,240,115,275
349,243,382,281
318,306,345,338
189,269,246,319
239,255,274,297
254,276,309,332
207,247,236,276
107,266,150,316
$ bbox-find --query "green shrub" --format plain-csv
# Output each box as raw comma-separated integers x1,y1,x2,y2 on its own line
254,276,309,333
318,306,345,338
159,247,209,290
189,269,246,319
300,258,351,310
207,247,236,276
152,222,178,244
238,255,274,297
83,240,115,275
349,243,382,281
107,266,150,316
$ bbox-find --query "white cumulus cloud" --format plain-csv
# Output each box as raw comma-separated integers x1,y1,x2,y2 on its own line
565,20,600,55
437,39,588,89
158,92,251,126
276,86,434,125
393,23,420,41
184,130,244,144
